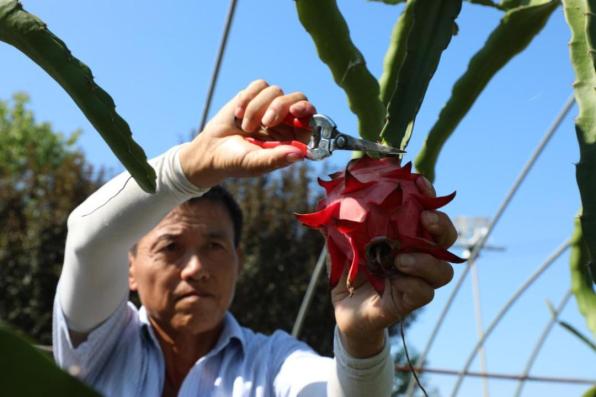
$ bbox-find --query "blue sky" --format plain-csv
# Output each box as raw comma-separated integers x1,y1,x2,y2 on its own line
1,1,594,396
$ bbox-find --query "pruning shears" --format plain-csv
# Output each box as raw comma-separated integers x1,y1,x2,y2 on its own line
242,113,405,160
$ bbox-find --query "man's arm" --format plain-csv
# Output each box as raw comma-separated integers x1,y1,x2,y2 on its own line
58,145,207,342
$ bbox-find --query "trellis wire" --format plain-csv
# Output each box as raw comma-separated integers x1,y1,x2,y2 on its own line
396,365,595,385
406,93,576,396
197,0,239,133
449,240,571,396
513,289,573,397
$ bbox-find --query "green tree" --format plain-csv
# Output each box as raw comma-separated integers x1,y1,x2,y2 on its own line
224,164,337,355
0,93,103,345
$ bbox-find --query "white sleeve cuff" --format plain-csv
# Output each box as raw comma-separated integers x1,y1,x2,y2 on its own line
329,326,393,396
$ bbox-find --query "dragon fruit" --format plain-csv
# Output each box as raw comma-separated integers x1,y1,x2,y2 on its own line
296,156,464,296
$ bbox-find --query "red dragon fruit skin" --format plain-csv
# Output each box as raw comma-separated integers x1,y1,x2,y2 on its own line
296,156,465,295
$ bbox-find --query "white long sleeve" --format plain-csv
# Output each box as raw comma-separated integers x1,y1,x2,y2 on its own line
57,144,207,332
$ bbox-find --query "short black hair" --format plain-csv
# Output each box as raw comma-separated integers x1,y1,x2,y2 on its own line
130,185,244,256
187,185,243,247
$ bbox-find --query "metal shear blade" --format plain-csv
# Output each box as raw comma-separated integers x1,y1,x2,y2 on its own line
306,114,405,160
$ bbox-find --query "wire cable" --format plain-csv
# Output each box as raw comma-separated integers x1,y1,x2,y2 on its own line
197,0,239,133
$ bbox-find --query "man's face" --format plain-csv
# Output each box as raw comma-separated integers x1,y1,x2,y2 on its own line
128,199,241,335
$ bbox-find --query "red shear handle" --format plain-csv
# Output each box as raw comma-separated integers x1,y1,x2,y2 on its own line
282,114,312,131
244,137,308,157
242,113,311,156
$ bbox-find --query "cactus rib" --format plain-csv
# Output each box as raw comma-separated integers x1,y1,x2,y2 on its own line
588,0,596,70
562,0,596,335
379,4,414,107
414,0,558,182
295,0,385,141
0,0,156,192
379,0,463,151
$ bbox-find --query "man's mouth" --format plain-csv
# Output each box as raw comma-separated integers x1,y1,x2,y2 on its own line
177,290,213,301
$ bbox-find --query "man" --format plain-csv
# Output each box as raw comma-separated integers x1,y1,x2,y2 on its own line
53,80,457,396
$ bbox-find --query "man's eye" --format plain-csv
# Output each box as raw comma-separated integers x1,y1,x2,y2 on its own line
209,242,224,250
162,242,178,252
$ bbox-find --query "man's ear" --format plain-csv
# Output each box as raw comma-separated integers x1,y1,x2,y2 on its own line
128,251,138,291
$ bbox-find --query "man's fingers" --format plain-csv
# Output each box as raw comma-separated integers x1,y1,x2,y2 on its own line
262,92,309,127
242,85,284,132
289,100,317,144
234,80,269,119
416,176,436,198
421,210,458,248
391,276,435,314
395,253,454,288
289,100,316,119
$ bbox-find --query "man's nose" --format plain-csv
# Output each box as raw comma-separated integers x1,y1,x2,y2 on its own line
180,253,209,281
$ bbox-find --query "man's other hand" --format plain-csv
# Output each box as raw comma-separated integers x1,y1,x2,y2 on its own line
332,176,458,358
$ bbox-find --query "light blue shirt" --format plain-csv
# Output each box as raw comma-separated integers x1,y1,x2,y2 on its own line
53,298,337,397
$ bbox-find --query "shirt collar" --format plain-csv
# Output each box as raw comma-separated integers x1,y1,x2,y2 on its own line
138,307,245,360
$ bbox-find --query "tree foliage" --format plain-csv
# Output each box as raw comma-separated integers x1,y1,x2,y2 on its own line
0,93,103,344
224,164,337,355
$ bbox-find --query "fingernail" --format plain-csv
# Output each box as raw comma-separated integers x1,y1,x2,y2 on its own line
262,109,277,126
234,106,244,118
398,254,414,269
422,211,439,226
286,152,303,163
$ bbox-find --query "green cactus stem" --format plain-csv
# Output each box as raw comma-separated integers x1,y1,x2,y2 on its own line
570,218,596,337
0,0,156,193
295,0,385,141
379,3,414,107
379,0,463,151
587,0,596,70
414,0,558,182
0,325,100,396
562,0,596,335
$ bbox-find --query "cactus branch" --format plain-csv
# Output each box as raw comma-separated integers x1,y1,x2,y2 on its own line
563,0,596,271
0,0,156,192
414,0,558,182
562,0,596,335
569,218,596,337
296,0,385,141
379,4,414,107
588,0,596,71
379,0,463,151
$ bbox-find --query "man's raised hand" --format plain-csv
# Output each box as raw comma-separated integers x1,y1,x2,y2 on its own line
180,80,316,188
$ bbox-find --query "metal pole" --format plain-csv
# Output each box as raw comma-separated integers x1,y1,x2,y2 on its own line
405,94,575,396
292,245,327,337
450,240,571,396
197,0,239,134
513,289,573,397
469,259,490,397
